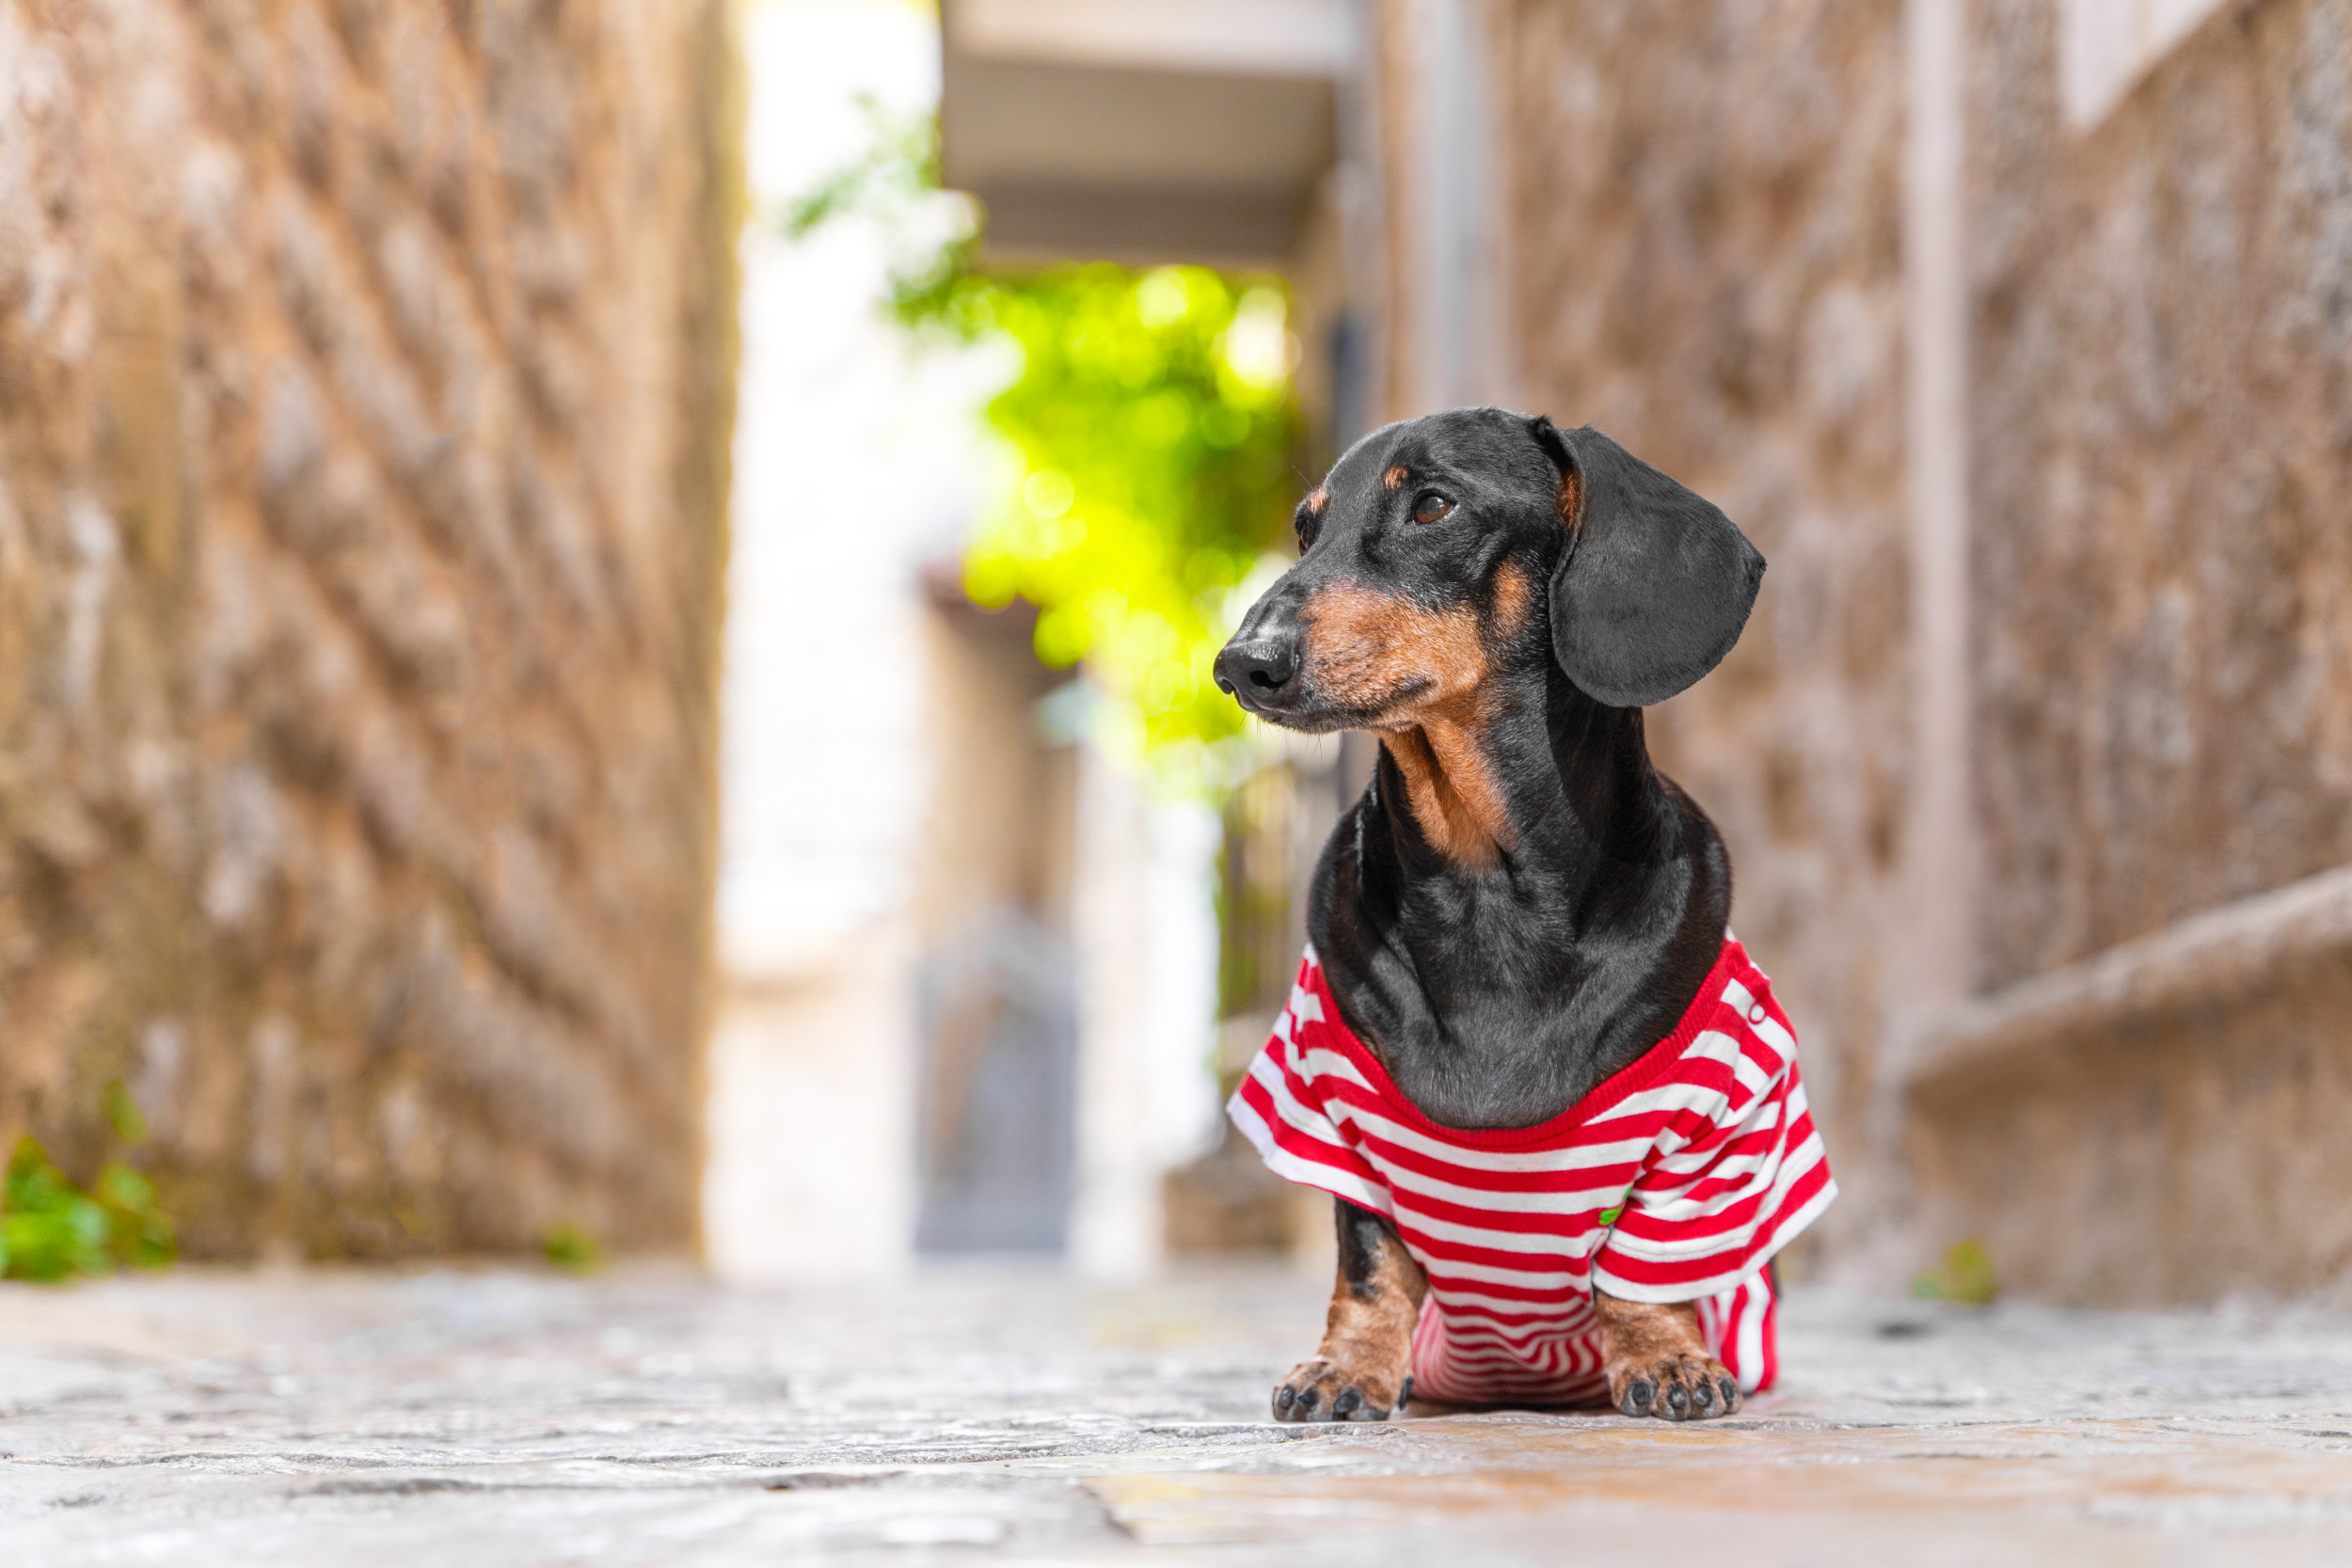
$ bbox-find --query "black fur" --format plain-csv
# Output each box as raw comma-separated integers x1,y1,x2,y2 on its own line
1214,407,1763,1129
1536,420,1764,710
1336,1198,1396,1299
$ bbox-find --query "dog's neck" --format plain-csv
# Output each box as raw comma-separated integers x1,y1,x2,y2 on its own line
1376,715,1516,871
1375,653,1665,888
1322,645,1728,1128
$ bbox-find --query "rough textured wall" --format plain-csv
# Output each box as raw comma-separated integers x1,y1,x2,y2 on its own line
0,0,739,1258
1483,0,1909,1258
1971,0,2352,986
1912,953,2352,1306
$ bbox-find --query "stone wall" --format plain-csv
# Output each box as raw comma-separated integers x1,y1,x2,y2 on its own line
1474,0,1912,1262
0,0,740,1259
1907,0,2352,1304
1969,0,2352,986
1400,0,2352,1301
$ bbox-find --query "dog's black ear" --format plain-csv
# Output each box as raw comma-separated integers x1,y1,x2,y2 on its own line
1530,418,1764,709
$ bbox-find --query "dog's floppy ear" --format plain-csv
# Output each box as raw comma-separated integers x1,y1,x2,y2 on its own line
1530,417,1764,709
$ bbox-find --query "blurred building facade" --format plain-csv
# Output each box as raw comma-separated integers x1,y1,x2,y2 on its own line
705,0,1225,1283
0,0,739,1257
1354,0,2352,1304
940,0,1374,1265
949,0,2352,1305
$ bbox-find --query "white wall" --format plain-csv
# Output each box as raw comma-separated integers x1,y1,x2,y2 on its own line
1067,749,1223,1277
707,0,1221,1280
706,0,999,1281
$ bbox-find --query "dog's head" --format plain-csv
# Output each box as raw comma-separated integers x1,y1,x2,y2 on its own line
1215,408,1763,731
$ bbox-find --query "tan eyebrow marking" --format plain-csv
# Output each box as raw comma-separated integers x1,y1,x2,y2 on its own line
1383,465,1408,490
1305,488,1329,515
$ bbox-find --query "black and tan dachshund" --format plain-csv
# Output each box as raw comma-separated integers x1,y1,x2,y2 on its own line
1213,406,1776,1423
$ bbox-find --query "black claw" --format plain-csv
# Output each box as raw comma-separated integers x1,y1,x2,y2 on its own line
1332,1387,1362,1418
1295,1386,1319,1412
1628,1377,1655,1414
1666,1381,1690,1417
1719,1377,1739,1409
1275,1386,1295,1412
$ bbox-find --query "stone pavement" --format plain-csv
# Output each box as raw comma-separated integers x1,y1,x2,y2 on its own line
8,1265,2352,1564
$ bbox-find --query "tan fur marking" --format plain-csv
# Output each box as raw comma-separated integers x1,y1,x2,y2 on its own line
1382,724,1511,870
1274,1226,1428,1419
1596,1290,1740,1419
1557,467,1584,534
1492,560,1534,638
1300,584,1488,715
1306,487,1329,515
1383,464,1408,490
1299,567,1534,869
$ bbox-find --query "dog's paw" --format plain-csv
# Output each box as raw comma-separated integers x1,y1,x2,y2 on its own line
1608,1354,1740,1421
1271,1357,1396,1422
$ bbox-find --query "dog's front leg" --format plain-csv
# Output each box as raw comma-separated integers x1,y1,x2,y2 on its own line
1594,1290,1740,1420
1272,1199,1427,1422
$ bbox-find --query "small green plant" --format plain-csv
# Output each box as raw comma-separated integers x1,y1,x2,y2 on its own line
101,1078,150,1145
541,1221,604,1275
0,1137,177,1282
1912,1238,1998,1307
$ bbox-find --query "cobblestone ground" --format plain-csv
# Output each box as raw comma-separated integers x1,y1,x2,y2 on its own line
8,1265,2352,1564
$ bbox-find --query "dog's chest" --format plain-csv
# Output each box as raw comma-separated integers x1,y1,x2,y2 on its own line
1343,967,1629,1131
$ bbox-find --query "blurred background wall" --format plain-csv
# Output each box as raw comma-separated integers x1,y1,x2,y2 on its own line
0,0,739,1259
9,0,2352,1309
925,0,2352,1304
702,0,1227,1283
1353,0,2352,1304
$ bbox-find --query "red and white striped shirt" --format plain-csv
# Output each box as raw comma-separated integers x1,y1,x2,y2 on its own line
1228,935,1835,1406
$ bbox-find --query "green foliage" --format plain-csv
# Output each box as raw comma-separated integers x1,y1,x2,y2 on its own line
951,266,1299,762
781,107,1302,777
0,1137,176,1282
1912,1238,1998,1307
542,1221,605,1275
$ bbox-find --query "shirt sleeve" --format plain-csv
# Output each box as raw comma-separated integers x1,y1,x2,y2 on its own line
1224,972,1395,1220
1589,1017,1837,1304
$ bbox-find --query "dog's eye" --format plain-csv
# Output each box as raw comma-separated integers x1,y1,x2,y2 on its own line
1295,515,1320,551
1412,491,1454,524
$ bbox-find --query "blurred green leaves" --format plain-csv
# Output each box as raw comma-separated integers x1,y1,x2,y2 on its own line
1,1135,176,1282
542,1221,605,1275
779,105,1301,778
1912,1238,1998,1307
950,265,1298,764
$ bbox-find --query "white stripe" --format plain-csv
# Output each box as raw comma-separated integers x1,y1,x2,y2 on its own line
1395,1209,1601,1258
1374,1163,1627,1216
1428,1288,1598,1322
1596,1076,1738,1122
1293,1044,1376,1096
1336,1105,1658,1175
1419,1257,1589,1291
1735,1275,1767,1392
1225,1093,1393,1216
1592,1170,1837,1303
1246,1054,1356,1151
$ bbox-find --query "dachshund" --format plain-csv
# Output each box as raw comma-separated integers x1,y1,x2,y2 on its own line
1214,407,1831,1423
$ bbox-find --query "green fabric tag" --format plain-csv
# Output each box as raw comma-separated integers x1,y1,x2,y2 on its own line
1598,1205,1623,1226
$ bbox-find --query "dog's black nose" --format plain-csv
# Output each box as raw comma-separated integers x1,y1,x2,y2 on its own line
1215,638,1299,705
